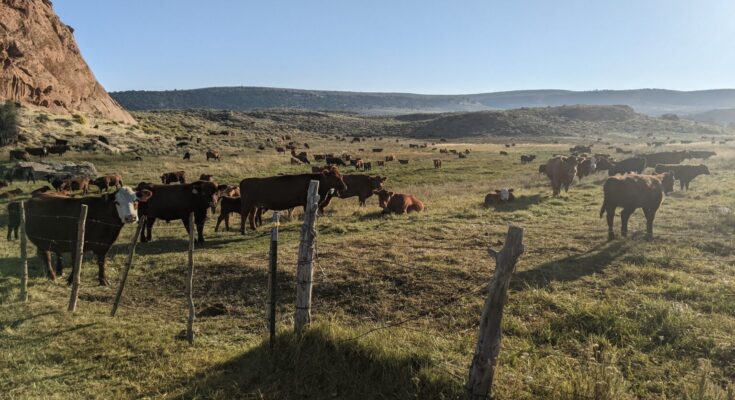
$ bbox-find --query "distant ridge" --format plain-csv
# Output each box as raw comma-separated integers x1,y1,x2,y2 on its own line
111,86,735,116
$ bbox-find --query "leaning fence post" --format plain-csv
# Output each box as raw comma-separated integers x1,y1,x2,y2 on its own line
68,204,89,313
267,212,279,350
294,180,320,334
465,225,524,400
186,212,196,344
111,215,146,317
19,201,28,302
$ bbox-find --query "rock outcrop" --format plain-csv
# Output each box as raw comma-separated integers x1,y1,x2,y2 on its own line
0,0,135,124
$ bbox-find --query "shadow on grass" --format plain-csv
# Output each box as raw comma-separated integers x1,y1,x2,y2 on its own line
512,240,631,290
164,324,460,400
487,194,543,212
115,235,246,256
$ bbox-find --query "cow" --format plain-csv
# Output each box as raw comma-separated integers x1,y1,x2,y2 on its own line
538,164,546,174
215,196,241,232
376,190,424,214
206,150,221,161
484,189,515,207
199,174,214,182
687,150,716,160
372,148,384,153
31,185,53,196
47,145,70,156
570,145,593,153
375,161,385,166
594,156,615,172
239,167,348,232
385,155,396,161
216,184,240,197
291,150,310,164
641,151,689,166
7,201,19,240
326,157,346,166
576,156,597,181
25,187,151,284
398,159,409,164
9,150,30,161
91,174,123,193
654,164,710,191
520,155,536,164
499,151,508,156
600,173,674,240
608,157,646,176
433,159,442,168
25,147,48,158
276,147,286,154
319,175,387,210
363,162,372,171
0,188,23,199
137,181,219,244
439,149,449,154
545,156,579,195
183,152,191,160
161,171,186,184
59,177,91,195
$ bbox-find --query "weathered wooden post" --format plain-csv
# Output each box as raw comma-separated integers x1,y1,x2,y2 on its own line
68,204,89,313
267,211,279,350
294,180,320,334
186,212,196,344
465,225,524,400
111,215,147,317
19,201,28,302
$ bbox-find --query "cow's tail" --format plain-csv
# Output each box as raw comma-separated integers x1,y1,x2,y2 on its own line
599,200,606,219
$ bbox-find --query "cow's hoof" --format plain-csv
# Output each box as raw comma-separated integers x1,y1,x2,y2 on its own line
645,235,654,242
607,234,615,241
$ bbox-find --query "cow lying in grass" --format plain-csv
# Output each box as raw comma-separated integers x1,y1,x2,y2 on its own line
376,190,424,214
654,164,710,191
600,173,674,240
484,189,515,206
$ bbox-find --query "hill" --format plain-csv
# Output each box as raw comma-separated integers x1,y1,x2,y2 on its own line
110,86,735,116
686,108,735,127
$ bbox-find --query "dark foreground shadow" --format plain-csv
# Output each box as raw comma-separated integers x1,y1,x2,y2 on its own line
162,325,460,400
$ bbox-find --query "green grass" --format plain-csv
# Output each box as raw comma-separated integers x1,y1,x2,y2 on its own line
1,134,734,399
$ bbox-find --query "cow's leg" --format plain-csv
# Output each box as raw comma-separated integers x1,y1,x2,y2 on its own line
215,213,224,232
240,200,250,234
248,207,258,230
359,194,367,207
256,208,263,227
195,214,205,244
38,248,55,280
14,225,18,240
605,207,616,240
142,217,156,243
55,252,64,277
643,207,657,240
620,207,635,237
97,252,110,286
225,213,231,231
6,226,10,241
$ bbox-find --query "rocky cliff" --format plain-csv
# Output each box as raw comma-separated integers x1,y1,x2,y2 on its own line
0,0,135,123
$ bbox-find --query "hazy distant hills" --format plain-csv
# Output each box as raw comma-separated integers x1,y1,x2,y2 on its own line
686,108,735,126
111,87,735,116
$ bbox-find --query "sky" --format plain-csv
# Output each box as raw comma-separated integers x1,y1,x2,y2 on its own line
55,0,735,94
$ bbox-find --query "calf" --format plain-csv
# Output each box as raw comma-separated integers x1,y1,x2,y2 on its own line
319,174,387,209
433,159,442,168
600,173,674,240
206,150,221,161
484,189,515,207
215,196,241,232
161,171,186,184
520,154,536,164
60,177,90,195
545,155,578,195
91,174,123,192
654,164,710,190
608,157,646,176
376,190,424,214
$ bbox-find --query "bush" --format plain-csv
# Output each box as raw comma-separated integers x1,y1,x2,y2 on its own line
0,102,19,146
73,113,88,125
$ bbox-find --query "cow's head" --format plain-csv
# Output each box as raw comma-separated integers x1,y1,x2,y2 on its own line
495,188,514,201
660,172,675,194
322,167,348,192
698,164,711,175
110,187,153,224
589,156,597,171
370,176,387,191
160,174,167,184
192,181,219,212
376,190,393,209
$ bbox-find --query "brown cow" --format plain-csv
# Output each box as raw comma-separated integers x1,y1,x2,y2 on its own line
206,150,221,161
545,156,578,195
499,151,508,156
654,164,710,190
47,145,70,156
376,190,424,214
239,167,348,232
385,155,396,161
433,159,442,168
576,156,597,181
215,196,241,232
276,147,286,154
600,173,674,240
199,174,214,182
161,171,186,184
291,150,310,164
216,184,240,197
319,175,387,209
484,189,515,207
60,177,90,195
9,150,30,161
91,174,123,192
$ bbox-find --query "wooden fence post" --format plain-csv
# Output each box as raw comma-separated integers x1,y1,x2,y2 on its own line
68,204,89,313
465,225,524,400
19,201,28,302
267,211,279,350
294,180,320,334
186,212,196,344
111,215,146,317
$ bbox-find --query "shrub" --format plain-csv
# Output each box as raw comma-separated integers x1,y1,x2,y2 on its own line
72,113,88,125
0,101,19,146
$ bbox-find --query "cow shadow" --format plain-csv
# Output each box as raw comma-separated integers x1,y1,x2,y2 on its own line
157,326,458,400
113,235,247,256
486,194,543,212
511,240,631,290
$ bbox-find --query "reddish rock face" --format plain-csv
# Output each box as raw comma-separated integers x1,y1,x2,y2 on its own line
0,0,136,124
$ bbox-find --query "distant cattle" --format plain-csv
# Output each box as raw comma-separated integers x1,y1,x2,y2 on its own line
499,151,508,156
206,150,221,161
91,174,123,192
641,151,689,166
326,157,346,166
545,155,579,195
276,147,286,154
314,154,326,161
9,150,30,161
520,154,536,164
654,164,710,191
600,173,674,240
291,150,310,164
161,171,186,184
576,156,597,181
398,159,409,164
239,167,347,232
439,149,449,154
385,155,396,161
59,177,91,195
687,150,716,160
433,159,442,168
48,145,70,156
215,196,241,232
608,157,646,176
363,162,372,171
375,160,385,166
319,174,387,209
376,190,424,214
372,148,384,153
25,147,48,158
183,152,191,160
570,145,593,153
484,189,515,207
458,153,467,159
25,187,148,284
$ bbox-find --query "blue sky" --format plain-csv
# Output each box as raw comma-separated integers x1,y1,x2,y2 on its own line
55,0,735,93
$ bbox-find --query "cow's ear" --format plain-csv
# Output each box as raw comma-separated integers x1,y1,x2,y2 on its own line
388,191,394,196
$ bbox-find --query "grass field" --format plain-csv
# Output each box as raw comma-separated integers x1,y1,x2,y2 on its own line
1,135,734,399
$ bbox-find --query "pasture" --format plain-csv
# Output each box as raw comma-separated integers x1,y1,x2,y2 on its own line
1,136,734,399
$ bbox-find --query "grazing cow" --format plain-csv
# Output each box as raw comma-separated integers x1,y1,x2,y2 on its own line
433,159,442,168
31,185,52,196
5,166,35,184
326,157,346,166
276,147,286,154
687,150,716,160
654,164,710,190
199,174,214,182
60,177,91,195
9,150,30,161
372,148,384,153
25,187,150,284
376,160,385,166
499,151,508,156
484,189,515,206
215,196,241,232
206,150,221,161
363,162,372,171
576,156,597,181
600,173,674,240
520,154,536,164
6,201,19,240
314,154,326,161
398,159,409,164
641,151,689,166
545,155,579,195
239,167,348,232
385,155,396,161
91,174,123,192
439,149,449,154
48,145,70,156
161,171,186,184
291,150,310,164
594,156,615,172
608,157,646,176
376,190,424,214
25,147,48,158
183,152,191,160
458,153,467,159
319,175,387,209
138,181,219,244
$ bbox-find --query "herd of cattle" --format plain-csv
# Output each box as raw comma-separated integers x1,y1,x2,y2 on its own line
0,141,719,286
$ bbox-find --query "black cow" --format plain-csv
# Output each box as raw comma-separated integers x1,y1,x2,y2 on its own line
608,157,646,176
